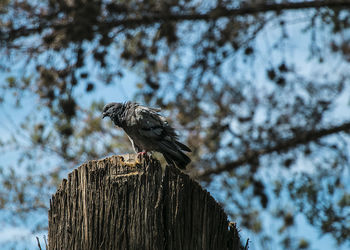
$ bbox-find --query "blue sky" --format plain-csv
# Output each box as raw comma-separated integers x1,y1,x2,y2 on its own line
1,9,350,250
0,68,140,248
1,69,348,250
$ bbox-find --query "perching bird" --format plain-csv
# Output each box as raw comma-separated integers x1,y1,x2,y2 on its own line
102,101,191,169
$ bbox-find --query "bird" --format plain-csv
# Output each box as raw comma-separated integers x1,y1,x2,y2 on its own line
102,101,191,169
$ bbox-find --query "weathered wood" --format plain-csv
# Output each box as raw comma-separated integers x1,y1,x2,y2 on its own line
48,154,242,250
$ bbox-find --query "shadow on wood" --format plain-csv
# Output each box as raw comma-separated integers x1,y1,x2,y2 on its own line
48,154,243,250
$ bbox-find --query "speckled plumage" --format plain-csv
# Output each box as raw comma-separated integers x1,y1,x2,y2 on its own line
102,102,191,169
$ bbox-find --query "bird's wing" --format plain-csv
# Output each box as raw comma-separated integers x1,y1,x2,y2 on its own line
134,105,176,139
127,135,142,153
133,104,191,169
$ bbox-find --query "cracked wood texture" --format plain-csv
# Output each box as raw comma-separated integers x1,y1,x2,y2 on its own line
48,154,242,250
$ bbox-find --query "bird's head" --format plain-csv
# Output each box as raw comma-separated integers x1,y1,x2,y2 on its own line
102,102,124,125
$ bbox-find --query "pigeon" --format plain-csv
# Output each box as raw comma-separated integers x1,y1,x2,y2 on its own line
102,101,191,169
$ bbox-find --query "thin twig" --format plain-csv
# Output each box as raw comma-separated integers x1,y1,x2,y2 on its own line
36,236,42,250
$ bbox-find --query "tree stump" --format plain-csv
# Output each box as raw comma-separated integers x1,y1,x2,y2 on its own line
48,154,243,250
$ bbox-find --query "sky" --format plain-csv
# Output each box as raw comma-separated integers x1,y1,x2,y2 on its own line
1,71,348,250
0,8,350,250
0,70,140,249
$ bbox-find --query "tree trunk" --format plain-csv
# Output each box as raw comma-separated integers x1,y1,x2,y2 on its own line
48,154,243,250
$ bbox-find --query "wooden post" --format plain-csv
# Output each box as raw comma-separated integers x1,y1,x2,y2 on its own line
48,154,243,249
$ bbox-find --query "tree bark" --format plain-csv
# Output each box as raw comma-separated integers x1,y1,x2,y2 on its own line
48,154,243,250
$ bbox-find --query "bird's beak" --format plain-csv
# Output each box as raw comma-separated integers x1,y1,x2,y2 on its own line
102,113,107,119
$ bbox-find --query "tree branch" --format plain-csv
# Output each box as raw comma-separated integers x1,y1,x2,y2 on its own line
194,121,350,180
3,1,350,42
106,0,350,26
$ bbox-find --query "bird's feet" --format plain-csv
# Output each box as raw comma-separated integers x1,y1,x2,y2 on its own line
136,151,148,164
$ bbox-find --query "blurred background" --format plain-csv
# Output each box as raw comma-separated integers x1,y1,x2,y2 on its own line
1,0,350,249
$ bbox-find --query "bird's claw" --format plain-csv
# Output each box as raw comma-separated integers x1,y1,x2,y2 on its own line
136,151,148,164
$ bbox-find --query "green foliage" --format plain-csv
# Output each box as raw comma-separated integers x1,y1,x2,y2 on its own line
1,0,350,249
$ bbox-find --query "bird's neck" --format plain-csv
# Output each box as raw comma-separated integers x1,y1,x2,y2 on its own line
112,103,127,127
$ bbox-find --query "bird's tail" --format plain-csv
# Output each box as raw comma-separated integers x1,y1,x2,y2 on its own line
175,141,192,152
163,151,191,170
160,140,191,169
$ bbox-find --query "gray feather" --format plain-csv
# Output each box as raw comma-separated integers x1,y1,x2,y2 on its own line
102,101,191,169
